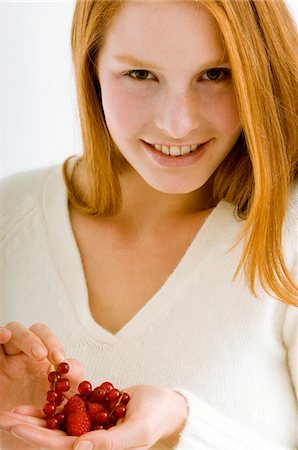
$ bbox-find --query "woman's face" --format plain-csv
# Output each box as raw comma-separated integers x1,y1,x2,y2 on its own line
97,0,242,194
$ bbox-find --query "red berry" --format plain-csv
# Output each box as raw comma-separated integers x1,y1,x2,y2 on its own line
63,395,86,416
106,388,120,403
65,411,91,436
106,400,117,412
78,380,92,397
46,390,58,403
54,413,65,426
46,417,59,429
54,389,65,406
43,403,56,418
93,424,104,430
57,362,69,375
94,411,109,425
56,378,70,392
87,403,107,423
114,404,126,419
108,413,118,425
91,387,107,403
121,392,130,406
44,366,129,434
48,371,61,384
100,381,114,392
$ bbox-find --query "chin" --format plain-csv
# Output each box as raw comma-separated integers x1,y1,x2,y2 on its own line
148,179,208,195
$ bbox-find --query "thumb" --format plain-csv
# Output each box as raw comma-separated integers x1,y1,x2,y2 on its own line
56,358,84,393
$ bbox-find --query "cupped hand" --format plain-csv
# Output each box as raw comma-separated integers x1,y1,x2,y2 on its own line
0,405,76,449
0,384,188,450
0,322,83,412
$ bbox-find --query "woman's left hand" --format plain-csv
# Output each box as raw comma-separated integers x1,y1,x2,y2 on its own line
0,384,188,450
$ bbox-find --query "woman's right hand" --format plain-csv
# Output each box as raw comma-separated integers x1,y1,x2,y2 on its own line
0,322,83,413
0,322,83,450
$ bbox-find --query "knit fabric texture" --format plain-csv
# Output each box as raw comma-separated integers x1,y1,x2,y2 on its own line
0,159,297,449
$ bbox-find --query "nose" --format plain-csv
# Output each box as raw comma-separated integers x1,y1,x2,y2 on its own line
154,90,200,140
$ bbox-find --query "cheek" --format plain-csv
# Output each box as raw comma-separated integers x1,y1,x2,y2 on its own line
221,96,241,132
100,78,152,138
202,88,241,133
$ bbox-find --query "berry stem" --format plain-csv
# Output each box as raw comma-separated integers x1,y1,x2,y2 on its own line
109,391,124,417
52,367,59,390
67,389,77,397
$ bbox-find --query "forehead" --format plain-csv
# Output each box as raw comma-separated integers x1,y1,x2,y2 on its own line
100,0,225,66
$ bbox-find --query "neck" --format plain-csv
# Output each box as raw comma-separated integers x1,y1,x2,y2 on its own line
72,160,215,235
116,166,215,232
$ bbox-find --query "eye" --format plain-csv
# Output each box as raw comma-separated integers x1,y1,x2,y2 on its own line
124,70,155,81
201,68,231,81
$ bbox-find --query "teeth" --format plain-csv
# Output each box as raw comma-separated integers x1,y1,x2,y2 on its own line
153,143,199,156
169,146,180,156
161,145,170,155
181,146,191,155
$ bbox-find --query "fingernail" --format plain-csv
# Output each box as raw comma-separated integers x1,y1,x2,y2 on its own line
31,343,47,358
51,350,65,364
75,441,94,450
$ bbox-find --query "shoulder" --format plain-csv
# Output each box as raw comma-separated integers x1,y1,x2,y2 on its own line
0,164,58,241
0,165,53,200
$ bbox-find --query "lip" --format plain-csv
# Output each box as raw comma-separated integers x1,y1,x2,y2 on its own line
141,139,212,168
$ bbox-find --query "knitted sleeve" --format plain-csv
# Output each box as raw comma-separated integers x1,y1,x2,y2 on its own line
173,390,292,450
172,187,298,450
283,305,298,400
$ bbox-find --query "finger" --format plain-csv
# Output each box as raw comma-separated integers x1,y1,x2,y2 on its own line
0,411,45,432
0,328,12,362
65,358,84,390
10,423,75,450
74,419,156,450
0,327,12,344
11,405,44,418
4,322,65,365
4,321,48,360
29,323,65,365
1,430,37,450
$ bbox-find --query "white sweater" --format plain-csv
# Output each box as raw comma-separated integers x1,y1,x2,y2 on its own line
0,159,297,450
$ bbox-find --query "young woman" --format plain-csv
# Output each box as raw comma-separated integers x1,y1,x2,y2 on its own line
0,0,297,449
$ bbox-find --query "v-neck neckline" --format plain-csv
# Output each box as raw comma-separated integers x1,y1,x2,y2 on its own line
43,159,230,345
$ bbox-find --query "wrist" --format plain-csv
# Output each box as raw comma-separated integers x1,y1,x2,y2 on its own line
162,389,188,447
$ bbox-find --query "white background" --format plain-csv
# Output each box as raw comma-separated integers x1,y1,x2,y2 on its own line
1,0,297,178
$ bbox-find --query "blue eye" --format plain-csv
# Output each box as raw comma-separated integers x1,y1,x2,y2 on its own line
201,68,231,81
124,70,155,81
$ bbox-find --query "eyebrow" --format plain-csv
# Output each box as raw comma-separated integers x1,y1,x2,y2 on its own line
113,54,230,69
113,55,161,70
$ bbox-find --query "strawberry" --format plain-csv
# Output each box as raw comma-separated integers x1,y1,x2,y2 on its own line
65,411,91,436
63,395,86,416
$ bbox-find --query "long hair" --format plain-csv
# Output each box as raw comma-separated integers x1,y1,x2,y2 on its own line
63,0,298,305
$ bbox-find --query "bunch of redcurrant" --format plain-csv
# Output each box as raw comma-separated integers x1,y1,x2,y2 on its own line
43,362,130,435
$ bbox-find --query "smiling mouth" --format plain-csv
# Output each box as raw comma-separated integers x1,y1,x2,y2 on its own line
143,140,210,157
